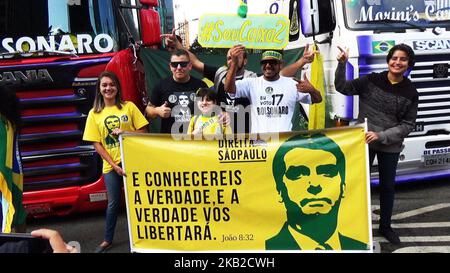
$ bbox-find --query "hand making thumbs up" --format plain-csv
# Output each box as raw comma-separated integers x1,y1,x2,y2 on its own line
158,101,172,118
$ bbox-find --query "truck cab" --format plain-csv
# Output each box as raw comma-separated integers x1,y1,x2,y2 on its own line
0,0,161,217
268,0,450,183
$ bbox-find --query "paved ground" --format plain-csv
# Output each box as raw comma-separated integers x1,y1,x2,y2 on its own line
27,178,450,253
371,178,450,253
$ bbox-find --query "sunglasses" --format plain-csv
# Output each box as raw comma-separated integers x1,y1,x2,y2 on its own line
260,59,280,66
170,61,190,68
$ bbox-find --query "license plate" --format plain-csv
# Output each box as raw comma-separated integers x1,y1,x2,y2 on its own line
25,204,51,215
423,154,450,167
89,192,107,202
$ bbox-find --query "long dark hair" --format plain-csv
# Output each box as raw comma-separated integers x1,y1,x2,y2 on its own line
0,85,21,129
93,71,124,113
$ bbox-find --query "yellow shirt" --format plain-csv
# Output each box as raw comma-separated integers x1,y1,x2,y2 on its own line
187,114,232,135
83,102,148,173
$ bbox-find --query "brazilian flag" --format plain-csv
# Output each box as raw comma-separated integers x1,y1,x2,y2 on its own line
0,118,26,233
372,40,395,54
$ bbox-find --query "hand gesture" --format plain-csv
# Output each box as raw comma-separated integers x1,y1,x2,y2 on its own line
161,28,181,50
158,101,172,118
295,74,314,93
229,45,246,64
300,44,315,64
337,46,349,64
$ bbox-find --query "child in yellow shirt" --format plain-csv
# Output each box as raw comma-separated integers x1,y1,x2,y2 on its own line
188,88,231,135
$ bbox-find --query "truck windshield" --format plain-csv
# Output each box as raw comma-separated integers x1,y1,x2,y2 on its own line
342,0,450,30
0,0,119,58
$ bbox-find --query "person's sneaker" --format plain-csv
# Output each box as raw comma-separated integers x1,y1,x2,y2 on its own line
379,226,401,245
94,241,112,253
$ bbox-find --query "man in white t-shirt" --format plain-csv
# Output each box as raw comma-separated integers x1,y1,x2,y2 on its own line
224,49,322,134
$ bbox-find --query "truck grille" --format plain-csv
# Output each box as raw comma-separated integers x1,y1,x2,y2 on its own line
17,86,101,191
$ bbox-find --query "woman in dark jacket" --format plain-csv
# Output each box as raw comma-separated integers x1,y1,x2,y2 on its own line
334,44,418,245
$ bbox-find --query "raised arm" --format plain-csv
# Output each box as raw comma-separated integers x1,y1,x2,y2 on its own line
334,46,366,96
281,44,315,77
161,29,205,73
224,46,246,94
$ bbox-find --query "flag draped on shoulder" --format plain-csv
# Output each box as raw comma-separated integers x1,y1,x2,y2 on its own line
0,119,25,233
308,44,326,130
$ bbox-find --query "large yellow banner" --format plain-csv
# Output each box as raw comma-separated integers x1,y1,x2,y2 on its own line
121,126,372,252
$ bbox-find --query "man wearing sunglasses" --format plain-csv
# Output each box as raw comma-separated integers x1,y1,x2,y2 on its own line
145,49,207,134
162,30,257,134
224,50,322,134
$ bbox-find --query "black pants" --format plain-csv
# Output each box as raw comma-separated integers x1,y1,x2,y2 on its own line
369,149,400,228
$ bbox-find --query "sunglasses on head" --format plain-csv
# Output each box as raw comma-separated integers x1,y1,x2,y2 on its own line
170,61,190,68
260,59,280,66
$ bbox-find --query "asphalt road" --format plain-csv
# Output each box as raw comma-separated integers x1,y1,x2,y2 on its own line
372,178,450,253
27,178,450,254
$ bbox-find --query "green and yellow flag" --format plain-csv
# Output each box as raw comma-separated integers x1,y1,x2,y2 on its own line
308,44,326,130
0,119,26,233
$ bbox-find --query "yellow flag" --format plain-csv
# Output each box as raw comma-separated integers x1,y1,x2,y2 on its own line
308,44,326,130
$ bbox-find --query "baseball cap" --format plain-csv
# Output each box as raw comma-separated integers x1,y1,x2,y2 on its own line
260,51,283,63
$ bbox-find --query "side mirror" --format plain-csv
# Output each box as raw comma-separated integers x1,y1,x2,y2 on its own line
299,0,320,37
299,0,335,38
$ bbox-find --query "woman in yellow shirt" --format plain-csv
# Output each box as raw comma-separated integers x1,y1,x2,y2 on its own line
83,71,148,252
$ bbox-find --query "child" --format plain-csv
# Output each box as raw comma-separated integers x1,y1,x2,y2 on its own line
188,88,231,135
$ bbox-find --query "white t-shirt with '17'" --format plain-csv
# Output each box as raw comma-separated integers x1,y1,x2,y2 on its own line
235,75,312,134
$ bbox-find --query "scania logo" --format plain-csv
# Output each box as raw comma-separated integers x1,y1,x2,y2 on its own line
0,69,53,85
433,63,449,79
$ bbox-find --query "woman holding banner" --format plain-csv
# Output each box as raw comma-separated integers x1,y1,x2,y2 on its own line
83,71,148,252
334,44,418,245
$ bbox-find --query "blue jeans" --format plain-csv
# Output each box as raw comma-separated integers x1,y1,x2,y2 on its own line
369,149,400,228
103,170,123,244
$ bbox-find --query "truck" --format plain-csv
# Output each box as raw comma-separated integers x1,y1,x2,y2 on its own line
264,0,450,184
0,0,162,217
